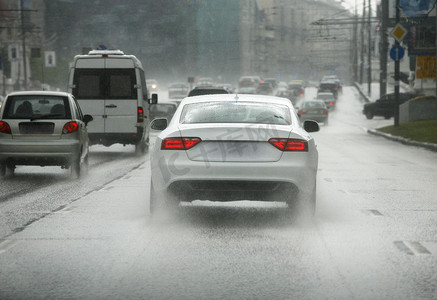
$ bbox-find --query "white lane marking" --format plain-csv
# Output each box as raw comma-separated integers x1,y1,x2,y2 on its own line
394,241,432,255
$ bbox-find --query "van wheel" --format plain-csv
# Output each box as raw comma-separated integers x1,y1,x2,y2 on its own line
365,111,373,119
135,138,148,155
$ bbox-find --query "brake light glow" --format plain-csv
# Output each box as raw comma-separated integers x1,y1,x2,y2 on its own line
0,121,11,134
62,121,79,134
138,107,144,123
161,137,201,150
268,138,308,152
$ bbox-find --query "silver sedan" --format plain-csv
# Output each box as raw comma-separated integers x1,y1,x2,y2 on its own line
0,91,93,178
150,94,319,216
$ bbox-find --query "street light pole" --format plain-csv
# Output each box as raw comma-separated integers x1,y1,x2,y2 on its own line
380,0,388,98
368,0,372,95
20,0,27,90
394,0,400,127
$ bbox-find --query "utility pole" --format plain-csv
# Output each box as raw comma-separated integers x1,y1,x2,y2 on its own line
394,0,401,127
353,1,358,82
380,0,388,98
360,1,366,84
20,0,28,89
367,0,372,95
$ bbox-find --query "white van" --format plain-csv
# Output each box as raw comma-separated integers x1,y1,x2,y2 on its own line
68,49,157,153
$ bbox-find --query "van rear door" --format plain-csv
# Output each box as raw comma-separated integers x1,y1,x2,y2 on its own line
104,58,137,133
72,59,105,134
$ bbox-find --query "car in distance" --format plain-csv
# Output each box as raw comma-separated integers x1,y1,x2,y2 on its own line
0,91,93,178
149,94,320,216
238,76,262,90
362,92,419,119
195,77,214,88
298,100,329,125
256,82,274,95
149,101,178,122
168,82,189,99
288,80,305,97
187,87,230,97
316,92,336,110
318,80,339,99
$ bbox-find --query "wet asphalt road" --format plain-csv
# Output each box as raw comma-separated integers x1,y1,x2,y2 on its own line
0,87,437,299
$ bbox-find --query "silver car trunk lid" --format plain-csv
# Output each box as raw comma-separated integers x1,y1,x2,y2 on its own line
9,119,65,139
178,123,291,162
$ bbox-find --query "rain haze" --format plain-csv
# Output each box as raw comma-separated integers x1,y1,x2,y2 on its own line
1,0,437,299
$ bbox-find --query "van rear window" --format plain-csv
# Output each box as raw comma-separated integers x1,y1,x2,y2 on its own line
73,68,137,99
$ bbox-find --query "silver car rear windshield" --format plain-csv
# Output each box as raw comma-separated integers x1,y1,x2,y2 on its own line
3,95,71,119
180,101,291,125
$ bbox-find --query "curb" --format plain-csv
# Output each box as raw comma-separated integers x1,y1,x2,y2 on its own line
367,128,437,152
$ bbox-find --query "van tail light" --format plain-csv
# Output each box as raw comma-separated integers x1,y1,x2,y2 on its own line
161,137,201,150
299,109,306,114
138,106,144,123
268,138,308,152
323,109,328,114
62,121,79,134
0,121,11,134
330,102,334,106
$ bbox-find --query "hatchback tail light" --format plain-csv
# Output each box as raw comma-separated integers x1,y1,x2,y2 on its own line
268,138,308,152
161,137,201,150
0,121,11,134
62,121,79,134
138,107,144,123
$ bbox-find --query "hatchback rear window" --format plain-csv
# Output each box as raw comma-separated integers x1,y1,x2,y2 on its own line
180,101,291,125
3,95,71,119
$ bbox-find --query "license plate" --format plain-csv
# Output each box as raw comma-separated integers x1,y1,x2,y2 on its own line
19,122,55,134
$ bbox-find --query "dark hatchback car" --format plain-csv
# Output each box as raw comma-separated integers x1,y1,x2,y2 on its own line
362,92,421,119
256,82,274,95
318,81,339,99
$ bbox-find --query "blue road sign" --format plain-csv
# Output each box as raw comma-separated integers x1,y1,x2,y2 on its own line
390,45,405,61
